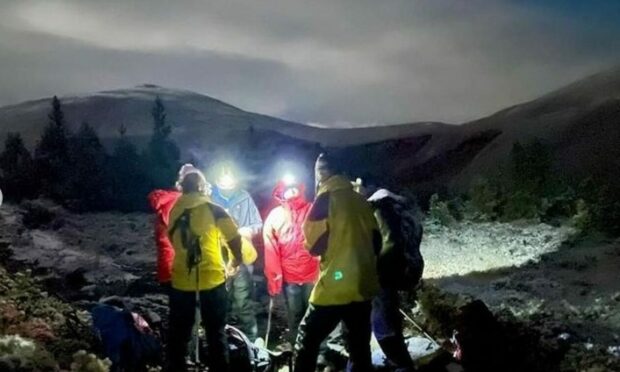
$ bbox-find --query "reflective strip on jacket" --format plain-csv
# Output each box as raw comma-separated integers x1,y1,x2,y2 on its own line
168,192,240,291
303,175,380,306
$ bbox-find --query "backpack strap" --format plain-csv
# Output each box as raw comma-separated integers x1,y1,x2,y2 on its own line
168,203,211,274
168,203,209,239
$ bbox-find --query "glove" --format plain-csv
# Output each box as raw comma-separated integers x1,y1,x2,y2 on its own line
268,274,283,297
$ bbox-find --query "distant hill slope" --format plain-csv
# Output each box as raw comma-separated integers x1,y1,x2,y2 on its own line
453,65,620,187
337,65,620,195
1,66,619,198
0,84,447,149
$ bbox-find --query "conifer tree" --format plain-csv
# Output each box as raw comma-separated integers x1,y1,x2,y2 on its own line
34,96,71,200
68,122,108,210
109,125,149,211
0,133,39,201
145,96,180,188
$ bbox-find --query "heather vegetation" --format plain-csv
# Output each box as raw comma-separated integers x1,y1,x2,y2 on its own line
427,139,620,237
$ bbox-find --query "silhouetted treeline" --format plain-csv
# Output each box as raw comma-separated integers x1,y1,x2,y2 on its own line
0,95,180,212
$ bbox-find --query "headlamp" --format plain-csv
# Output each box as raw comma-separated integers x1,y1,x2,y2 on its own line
217,169,237,190
282,173,296,187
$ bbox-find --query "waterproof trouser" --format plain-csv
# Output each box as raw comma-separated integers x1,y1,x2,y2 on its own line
294,301,373,372
167,284,229,372
372,288,415,372
283,282,314,345
227,264,258,341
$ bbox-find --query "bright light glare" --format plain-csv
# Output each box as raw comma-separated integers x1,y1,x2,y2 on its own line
282,173,296,186
217,170,237,190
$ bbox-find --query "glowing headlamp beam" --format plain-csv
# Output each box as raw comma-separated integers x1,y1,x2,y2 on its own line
282,173,296,186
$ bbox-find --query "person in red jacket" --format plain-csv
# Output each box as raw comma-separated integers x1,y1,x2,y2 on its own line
263,176,319,345
148,189,180,286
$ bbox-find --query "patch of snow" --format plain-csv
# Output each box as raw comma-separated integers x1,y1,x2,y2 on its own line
370,335,440,367
422,221,574,278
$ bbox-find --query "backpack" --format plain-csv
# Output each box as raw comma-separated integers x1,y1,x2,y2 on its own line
91,304,162,372
169,205,205,274
369,190,424,290
195,325,291,372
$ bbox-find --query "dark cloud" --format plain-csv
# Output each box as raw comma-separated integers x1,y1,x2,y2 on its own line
1,0,619,125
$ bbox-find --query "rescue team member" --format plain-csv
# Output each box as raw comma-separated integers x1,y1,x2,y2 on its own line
295,153,381,372
263,177,319,346
211,169,262,341
369,188,424,372
147,164,199,288
167,169,243,372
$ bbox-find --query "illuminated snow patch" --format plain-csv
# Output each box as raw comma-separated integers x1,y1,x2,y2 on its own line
421,221,574,279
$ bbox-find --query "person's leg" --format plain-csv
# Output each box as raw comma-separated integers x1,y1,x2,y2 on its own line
201,284,230,372
187,308,201,364
294,304,341,372
229,265,258,341
284,283,312,345
372,289,414,371
167,289,195,371
341,301,373,372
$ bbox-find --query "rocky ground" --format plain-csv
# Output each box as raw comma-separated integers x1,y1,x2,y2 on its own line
1,200,619,371
420,221,620,371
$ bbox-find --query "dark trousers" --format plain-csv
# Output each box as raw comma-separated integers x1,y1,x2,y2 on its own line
283,283,314,345
227,265,258,341
167,284,229,372
372,288,414,372
294,301,373,372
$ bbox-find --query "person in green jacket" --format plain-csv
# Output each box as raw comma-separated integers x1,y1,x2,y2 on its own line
294,153,381,372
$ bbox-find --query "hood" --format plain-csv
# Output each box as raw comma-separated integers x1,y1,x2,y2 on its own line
172,192,212,211
148,189,182,212
368,189,407,203
211,186,248,206
272,181,307,202
317,175,353,195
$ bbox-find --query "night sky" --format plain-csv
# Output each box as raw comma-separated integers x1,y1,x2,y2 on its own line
1,0,619,125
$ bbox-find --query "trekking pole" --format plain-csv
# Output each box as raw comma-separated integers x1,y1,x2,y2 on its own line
265,297,274,347
194,268,201,368
399,308,440,348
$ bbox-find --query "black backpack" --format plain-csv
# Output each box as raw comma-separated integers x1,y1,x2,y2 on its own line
370,191,424,290
169,205,204,274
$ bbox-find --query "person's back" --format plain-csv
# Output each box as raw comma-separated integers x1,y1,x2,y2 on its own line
369,189,424,290
305,175,379,305
166,171,242,372
169,192,235,290
368,188,424,372
295,153,380,372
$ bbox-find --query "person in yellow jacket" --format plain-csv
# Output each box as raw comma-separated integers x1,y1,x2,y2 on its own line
166,169,243,372
294,153,381,372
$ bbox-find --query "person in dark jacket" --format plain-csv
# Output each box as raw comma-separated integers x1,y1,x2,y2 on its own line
369,188,424,372
263,178,319,345
211,168,262,341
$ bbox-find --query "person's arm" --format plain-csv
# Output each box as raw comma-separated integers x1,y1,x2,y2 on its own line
263,211,283,296
303,193,330,256
373,208,392,257
210,204,243,265
245,195,263,236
